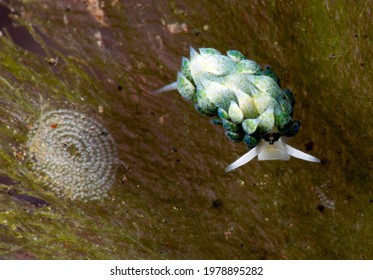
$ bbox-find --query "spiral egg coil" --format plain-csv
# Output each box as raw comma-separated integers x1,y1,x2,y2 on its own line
27,109,118,200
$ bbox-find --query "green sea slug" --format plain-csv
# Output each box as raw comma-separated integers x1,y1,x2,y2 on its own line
155,48,320,172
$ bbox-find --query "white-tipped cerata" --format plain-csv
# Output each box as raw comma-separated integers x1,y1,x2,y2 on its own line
225,138,320,172
225,146,259,172
153,81,178,94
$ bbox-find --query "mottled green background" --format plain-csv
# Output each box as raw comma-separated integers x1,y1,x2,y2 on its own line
0,0,372,259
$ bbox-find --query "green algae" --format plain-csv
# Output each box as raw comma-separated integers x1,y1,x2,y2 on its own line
0,0,372,260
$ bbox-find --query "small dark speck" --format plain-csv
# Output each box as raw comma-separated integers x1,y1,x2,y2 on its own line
176,159,180,162
192,29,200,36
305,141,314,151
316,205,325,212
328,53,336,59
369,199,373,204
117,85,123,91
212,198,223,209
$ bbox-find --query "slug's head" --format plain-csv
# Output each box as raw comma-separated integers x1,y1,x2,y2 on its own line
225,134,320,172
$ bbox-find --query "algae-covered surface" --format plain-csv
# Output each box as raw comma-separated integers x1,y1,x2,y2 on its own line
0,0,372,259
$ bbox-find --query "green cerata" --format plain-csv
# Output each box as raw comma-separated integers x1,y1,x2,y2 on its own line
155,48,320,172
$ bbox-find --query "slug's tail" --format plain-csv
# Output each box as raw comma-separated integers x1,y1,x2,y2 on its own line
153,81,178,94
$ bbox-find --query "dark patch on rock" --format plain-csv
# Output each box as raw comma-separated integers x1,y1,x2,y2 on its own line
305,141,314,151
0,175,18,185
0,4,45,55
212,198,223,209
8,189,50,207
316,205,325,212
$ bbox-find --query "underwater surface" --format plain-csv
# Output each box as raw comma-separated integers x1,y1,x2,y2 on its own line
0,0,372,259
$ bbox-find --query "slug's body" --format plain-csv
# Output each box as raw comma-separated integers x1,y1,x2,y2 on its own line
155,48,320,172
